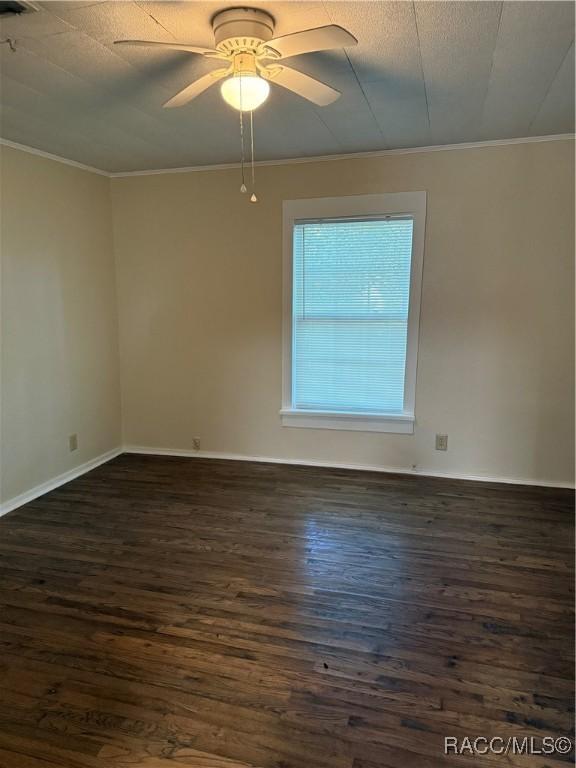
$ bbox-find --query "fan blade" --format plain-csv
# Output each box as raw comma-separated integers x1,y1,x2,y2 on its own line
163,68,229,108
264,25,357,59
114,40,218,55
263,65,340,106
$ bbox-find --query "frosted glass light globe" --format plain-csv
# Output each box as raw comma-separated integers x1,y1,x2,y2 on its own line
221,74,270,111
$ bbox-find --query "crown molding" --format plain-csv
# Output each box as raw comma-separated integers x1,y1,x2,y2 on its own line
109,134,574,177
0,138,109,176
1,133,573,179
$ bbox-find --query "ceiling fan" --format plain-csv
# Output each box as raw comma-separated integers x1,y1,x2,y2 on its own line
114,7,358,111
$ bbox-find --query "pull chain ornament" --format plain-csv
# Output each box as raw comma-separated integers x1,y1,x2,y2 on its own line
236,73,260,201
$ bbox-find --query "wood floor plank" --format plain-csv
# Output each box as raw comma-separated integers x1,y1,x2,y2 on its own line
0,454,573,767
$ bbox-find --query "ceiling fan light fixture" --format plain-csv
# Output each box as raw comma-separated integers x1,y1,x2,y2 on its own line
115,9,358,196
220,73,270,111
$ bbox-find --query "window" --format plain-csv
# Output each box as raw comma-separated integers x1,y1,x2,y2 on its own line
281,192,426,433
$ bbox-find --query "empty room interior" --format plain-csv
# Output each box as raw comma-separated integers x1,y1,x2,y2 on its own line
0,1,575,766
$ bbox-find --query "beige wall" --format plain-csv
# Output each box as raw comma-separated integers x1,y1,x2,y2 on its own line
112,139,575,486
0,146,121,503
2,140,573,499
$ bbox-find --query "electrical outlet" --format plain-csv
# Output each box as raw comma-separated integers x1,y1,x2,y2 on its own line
69,434,78,452
435,434,448,451
192,438,200,451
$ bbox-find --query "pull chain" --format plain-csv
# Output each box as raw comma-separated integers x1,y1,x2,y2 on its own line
249,110,258,203
239,77,247,193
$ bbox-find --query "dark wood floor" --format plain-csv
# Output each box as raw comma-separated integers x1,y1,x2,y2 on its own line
0,454,573,767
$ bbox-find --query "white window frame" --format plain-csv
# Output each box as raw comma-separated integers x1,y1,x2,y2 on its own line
281,192,426,434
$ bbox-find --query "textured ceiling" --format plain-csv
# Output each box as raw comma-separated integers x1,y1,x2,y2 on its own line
0,1,574,172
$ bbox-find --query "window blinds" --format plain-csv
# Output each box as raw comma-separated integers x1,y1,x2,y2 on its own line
291,217,414,414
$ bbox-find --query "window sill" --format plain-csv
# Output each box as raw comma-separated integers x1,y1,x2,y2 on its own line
279,409,415,434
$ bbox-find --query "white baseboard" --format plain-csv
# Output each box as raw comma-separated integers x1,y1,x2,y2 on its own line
1,445,570,518
0,447,123,518
124,445,575,490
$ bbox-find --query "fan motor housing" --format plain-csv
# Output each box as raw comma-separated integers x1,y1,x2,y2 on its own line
212,8,275,53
